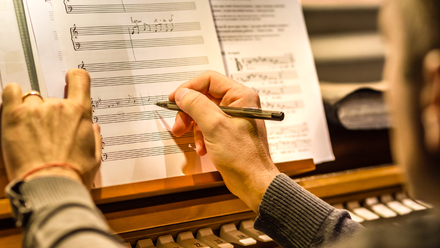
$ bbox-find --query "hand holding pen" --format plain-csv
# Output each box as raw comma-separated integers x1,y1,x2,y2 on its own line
168,71,280,213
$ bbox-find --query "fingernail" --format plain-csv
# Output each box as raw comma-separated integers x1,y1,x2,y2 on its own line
175,88,191,103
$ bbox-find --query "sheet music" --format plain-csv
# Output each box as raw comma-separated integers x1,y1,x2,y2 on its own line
27,0,225,187
211,0,334,163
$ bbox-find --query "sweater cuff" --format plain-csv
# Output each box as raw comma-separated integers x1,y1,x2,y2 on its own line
5,177,96,226
254,173,334,248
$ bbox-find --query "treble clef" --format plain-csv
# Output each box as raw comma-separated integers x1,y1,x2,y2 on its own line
78,61,86,70
101,153,108,162
73,41,81,51
64,0,73,13
70,24,78,39
93,116,99,123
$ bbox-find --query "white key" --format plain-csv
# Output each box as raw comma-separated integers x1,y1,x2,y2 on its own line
157,235,185,248
416,200,433,209
124,242,132,248
220,223,257,246
365,197,379,206
239,220,272,242
347,210,365,223
176,231,210,248
402,199,427,211
136,239,156,248
370,204,397,218
386,201,412,215
197,228,234,248
347,201,380,221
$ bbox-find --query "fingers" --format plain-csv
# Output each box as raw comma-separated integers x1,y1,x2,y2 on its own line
170,71,239,101
169,71,260,108
193,124,206,156
174,88,227,134
92,124,102,163
172,112,194,137
2,84,23,111
65,69,91,108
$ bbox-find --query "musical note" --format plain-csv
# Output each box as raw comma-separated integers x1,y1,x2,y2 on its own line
235,58,243,71
68,22,199,38
236,54,295,70
231,70,298,83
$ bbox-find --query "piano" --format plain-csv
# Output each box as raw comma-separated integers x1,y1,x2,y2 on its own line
0,1,429,247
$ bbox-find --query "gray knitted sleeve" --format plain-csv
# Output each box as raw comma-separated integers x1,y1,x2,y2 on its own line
254,173,364,248
6,177,125,248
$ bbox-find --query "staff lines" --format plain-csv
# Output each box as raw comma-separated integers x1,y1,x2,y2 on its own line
70,22,201,38
72,35,204,51
90,70,205,88
102,131,194,147
101,143,195,162
92,109,177,125
64,1,197,14
81,56,208,73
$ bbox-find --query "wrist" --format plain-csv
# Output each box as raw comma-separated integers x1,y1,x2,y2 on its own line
243,170,279,213
25,166,82,183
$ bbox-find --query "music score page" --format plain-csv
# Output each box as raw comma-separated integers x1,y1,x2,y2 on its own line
210,0,334,163
43,0,226,187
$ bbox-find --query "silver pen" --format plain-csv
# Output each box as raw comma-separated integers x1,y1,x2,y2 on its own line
155,101,284,121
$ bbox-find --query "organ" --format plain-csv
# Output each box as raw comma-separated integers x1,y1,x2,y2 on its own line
0,125,422,248
0,1,427,247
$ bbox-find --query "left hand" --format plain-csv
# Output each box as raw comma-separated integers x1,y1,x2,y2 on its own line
1,69,101,189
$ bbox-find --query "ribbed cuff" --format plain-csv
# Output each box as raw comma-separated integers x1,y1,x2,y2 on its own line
19,177,95,212
255,173,334,248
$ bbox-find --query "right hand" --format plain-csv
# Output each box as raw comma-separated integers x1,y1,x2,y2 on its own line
169,71,280,213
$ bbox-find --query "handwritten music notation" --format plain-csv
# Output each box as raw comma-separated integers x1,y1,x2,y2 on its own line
72,35,204,51
79,57,208,73
70,22,200,39
102,131,194,148
235,54,295,71
92,109,177,125
252,85,301,96
261,100,304,112
231,70,298,83
63,0,196,14
268,123,312,154
101,143,195,162
91,70,205,88
91,94,167,111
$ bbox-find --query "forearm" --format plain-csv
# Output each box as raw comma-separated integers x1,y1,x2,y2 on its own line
6,177,124,248
254,174,364,248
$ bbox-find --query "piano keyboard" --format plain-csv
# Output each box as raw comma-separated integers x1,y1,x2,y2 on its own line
122,192,432,248
332,192,432,227
133,220,274,248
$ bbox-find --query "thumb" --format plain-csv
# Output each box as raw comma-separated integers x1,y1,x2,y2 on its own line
175,88,227,133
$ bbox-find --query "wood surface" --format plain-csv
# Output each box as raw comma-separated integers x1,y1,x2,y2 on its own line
0,164,405,247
